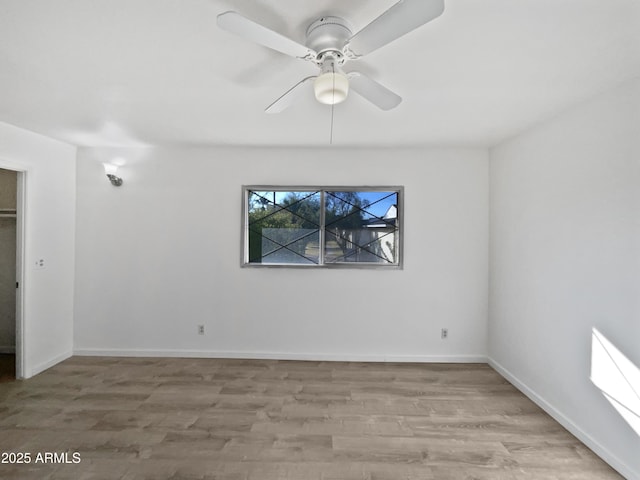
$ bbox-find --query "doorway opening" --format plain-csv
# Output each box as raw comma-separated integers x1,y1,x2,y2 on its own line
0,167,21,382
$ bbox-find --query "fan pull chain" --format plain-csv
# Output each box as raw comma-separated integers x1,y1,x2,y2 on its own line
329,62,336,144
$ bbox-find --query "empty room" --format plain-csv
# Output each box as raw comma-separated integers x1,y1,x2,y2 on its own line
0,0,639,479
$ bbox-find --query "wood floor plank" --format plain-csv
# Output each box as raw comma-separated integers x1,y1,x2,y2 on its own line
0,357,623,479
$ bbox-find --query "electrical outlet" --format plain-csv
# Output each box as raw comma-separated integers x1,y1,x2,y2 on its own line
441,328,448,339
197,325,205,335
34,258,45,269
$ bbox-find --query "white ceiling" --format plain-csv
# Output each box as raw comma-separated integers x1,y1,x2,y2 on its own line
1,0,639,148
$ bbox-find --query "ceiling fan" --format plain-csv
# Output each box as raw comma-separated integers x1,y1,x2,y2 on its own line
217,0,445,113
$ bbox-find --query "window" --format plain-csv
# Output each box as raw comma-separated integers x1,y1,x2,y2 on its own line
243,187,403,267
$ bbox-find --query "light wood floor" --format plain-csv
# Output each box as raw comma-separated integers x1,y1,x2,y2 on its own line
0,357,622,479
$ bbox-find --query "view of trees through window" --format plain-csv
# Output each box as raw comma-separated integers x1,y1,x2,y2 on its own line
245,188,401,266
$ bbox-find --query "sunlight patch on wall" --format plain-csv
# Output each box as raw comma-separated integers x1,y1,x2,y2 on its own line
591,327,640,436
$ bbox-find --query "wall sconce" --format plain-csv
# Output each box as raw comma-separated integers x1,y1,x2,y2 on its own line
103,163,123,187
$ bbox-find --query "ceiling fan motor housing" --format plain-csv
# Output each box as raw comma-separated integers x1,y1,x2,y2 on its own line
305,16,353,61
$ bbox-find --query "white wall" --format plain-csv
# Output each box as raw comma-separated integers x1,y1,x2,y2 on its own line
0,122,77,378
489,78,640,479
74,147,489,362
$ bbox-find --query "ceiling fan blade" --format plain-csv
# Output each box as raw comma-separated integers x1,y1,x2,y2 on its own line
265,76,317,114
345,0,444,57
348,73,402,111
217,11,316,60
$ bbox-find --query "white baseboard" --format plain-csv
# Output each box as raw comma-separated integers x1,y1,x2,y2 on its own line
488,357,638,480
24,350,73,379
0,345,15,354
74,348,487,364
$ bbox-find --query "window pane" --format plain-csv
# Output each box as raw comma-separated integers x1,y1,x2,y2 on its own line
324,191,399,264
247,191,321,264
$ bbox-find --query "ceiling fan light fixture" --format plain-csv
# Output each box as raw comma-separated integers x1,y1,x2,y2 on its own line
314,71,349,105
219,0,446,113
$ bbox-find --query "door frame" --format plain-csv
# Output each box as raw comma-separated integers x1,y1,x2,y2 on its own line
15,171,25,379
